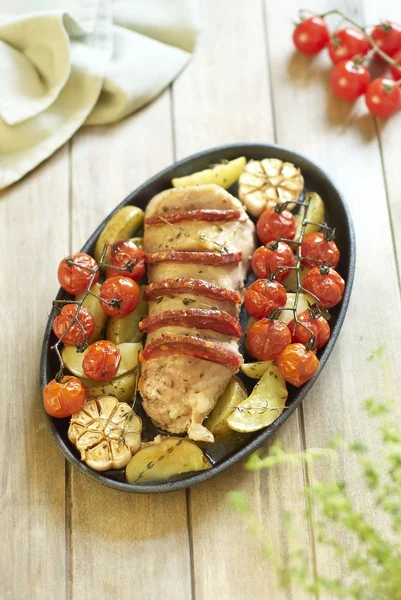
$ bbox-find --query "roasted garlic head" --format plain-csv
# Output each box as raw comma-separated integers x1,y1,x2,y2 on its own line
238,158,304,217
68,396,142,471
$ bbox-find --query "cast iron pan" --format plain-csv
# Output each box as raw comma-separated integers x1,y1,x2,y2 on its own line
40,143,355,493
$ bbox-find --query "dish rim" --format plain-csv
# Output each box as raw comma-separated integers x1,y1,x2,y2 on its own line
40,142,356,493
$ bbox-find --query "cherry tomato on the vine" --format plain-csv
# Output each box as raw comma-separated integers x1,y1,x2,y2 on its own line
107,240,146,281
82,340,121,381
43,376,87,418
371,22,401,60
100,276,140,317
328,28,370,64
247,319,291,361
256,208,297,245
365,78,401,117
301,232,340,268
303,267,345,309
57,252,99,295
52,304,95,345
390,49,401,80
251,241,295,282
288,309,330,350
277,343,319,387
330,59,370,101
244,279,287,320
293,16,330,56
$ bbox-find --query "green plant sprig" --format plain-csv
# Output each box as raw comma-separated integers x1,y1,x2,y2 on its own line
229,349,401,599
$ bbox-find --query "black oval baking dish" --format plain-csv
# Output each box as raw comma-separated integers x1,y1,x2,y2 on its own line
40,143,355,493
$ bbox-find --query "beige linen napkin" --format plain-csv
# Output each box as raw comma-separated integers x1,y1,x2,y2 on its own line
0,0,199,189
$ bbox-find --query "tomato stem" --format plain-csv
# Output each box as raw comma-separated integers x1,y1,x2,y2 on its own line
301,8,401,68
49,242,134,381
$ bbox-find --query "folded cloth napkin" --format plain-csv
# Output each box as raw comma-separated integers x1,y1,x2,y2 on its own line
0,0,199,189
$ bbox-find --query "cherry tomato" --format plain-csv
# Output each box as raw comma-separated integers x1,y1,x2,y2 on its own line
330,59,370,101
43,376,87,418
328,28,370,64
390,49,401,80
371,22,401,60
293,16,330,56
256,208,297,245
247,319,291,361
107,240,146,281
100,276,140,317
365,78,401,117
277,343,319,387
57,252,99,295
303,267,345,309
288,309,330,350
251,241,295,282
82,340,121,381
244,280,287,320
52,304,95,346
301,232,340,268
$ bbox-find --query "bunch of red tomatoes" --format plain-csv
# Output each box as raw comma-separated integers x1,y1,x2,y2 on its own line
43,240,145,418
293,15,401,117
244,206,345,388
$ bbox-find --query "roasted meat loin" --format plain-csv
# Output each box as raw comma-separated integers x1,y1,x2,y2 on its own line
138,185,256,443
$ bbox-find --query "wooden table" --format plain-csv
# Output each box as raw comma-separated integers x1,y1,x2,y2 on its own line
2,0,401,598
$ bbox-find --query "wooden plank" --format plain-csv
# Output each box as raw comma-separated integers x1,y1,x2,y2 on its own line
69,93,192,600
264,0,401,586
0,147,69,598
364,0,401,281
173,1,313,598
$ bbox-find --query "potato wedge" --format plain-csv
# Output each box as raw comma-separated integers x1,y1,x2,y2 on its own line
76,283,107,343
126,435,212,483
171,156,246,190
106,285,147,344
227,364,288,433
278,292,317,325
283,266,310,293
294,191,325,242
241,361,274,379
205,377,247,438
129,236,143,249
94,206,144,263
62,342,141,379
81,371,137,403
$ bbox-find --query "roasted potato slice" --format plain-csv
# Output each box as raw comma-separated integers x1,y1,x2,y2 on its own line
241,361,274,379
227,365,288,433
126,435,212,483
171,156,246,189
293,191,325,242
278,292,317,325
283,266,310,293
62,342,141,379
76,283,107,343
238,158,304,217
94,206,144,263
205,376,247,438
81,370,137,403
106,285,147,344
129,236,143,249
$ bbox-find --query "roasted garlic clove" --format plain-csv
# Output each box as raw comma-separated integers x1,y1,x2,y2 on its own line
238,159,304,217
68,397,142,471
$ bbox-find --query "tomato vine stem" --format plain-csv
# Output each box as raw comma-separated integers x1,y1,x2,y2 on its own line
299,8,401,72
